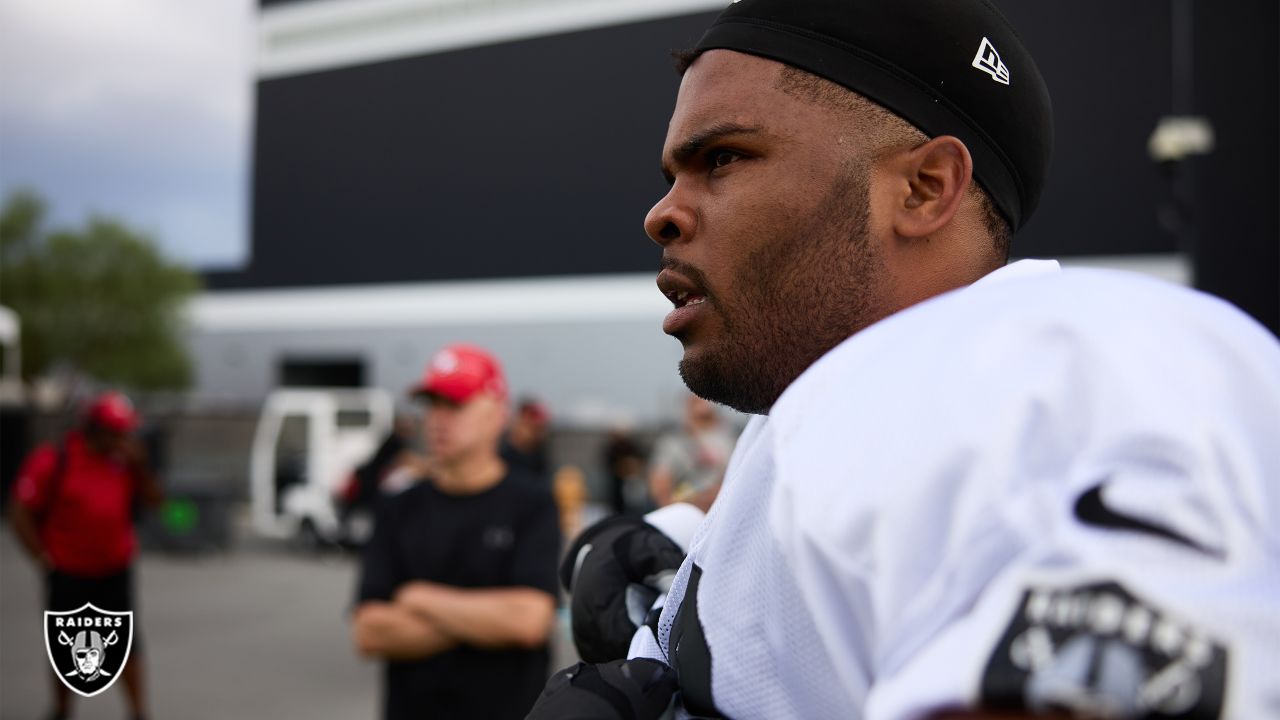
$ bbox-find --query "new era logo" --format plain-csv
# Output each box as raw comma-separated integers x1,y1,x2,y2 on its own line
972,37,1010,85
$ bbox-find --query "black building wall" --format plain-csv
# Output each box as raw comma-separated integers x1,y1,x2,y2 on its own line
1187,1,1278,334
219,1,1277,333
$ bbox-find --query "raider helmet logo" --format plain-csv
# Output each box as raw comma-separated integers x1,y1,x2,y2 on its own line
981,582,1226,719
44,603,134,698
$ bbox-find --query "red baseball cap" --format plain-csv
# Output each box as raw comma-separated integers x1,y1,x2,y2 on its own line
86,391,139,433
412,344,508,404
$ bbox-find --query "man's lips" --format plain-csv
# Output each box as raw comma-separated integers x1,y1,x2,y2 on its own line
657,270,708,308
657,269,709,334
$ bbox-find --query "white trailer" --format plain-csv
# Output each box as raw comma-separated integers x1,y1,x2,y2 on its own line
0,304,22,405
249,387,393,546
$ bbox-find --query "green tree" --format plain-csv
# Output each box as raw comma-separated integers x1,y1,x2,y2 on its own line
0,189,201,389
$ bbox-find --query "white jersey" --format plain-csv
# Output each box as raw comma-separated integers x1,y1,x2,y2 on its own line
631,260,1280,719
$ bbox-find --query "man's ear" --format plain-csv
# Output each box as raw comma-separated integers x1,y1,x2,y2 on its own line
890,135,972,239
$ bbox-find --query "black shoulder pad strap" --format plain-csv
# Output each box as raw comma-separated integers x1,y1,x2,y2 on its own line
669,564,725,718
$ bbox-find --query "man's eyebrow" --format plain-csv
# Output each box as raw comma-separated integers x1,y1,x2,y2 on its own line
661,122,763,183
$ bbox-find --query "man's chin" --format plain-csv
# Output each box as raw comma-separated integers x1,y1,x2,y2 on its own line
677,342,781,415
678,350,738,409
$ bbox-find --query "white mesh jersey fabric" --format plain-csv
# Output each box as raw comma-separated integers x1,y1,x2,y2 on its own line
634,261,1280,719
642,416,858,718
768,263,1280,720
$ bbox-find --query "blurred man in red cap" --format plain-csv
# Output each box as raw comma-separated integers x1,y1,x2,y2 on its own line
8,391,163,720
351,344,562,720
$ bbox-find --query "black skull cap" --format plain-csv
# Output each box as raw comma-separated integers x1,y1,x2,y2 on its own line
693,0,1053,231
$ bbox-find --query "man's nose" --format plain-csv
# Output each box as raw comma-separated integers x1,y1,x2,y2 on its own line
644,184,697,247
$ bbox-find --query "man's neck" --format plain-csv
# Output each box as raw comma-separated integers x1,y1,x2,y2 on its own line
432,452,506,495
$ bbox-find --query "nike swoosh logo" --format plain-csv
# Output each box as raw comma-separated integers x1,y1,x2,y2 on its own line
1072,483,1225,559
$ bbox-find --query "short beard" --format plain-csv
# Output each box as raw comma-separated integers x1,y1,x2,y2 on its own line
678,163,884,415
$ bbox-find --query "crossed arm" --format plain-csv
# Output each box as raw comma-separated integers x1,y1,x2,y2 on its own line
648,466,721,513
352,582,556,661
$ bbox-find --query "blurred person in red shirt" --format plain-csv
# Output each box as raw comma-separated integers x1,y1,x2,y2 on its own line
8,391,163,720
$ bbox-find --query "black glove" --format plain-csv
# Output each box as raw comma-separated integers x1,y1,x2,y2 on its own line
526,659,678,720
561,515,687,663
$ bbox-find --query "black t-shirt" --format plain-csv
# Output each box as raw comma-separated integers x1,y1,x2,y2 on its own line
356,467,562,720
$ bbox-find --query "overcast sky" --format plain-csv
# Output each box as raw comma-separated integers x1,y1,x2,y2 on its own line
0,0,253,268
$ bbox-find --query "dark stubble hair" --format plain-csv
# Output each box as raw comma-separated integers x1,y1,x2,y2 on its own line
676,160,885,415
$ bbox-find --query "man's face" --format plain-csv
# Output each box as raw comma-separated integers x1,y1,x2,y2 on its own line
75,647,102,675
646,50,892,414
516,408,549,442
424,394,505,463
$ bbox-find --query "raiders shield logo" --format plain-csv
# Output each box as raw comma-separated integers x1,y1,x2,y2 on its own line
44,603,134,698
980,581,1226,719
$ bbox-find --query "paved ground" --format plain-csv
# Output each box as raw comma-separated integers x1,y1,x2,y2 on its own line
0,526,576,720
